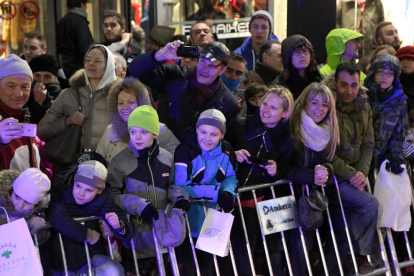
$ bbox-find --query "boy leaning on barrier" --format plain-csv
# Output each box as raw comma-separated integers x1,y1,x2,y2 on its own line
173,109,238,276
47,160,133,276
106,105,190,275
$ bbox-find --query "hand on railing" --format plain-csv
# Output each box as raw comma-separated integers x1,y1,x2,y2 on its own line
100,219,114,239
86,229,101,245
314,165,329,186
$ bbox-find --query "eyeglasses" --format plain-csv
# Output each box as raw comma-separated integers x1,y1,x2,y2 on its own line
268,53,282,59
375,70,394,78
292,48,310,56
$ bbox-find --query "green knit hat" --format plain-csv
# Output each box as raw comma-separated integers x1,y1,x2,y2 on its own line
128,105,160,136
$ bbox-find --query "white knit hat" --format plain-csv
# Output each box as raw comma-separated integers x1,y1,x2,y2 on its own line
74,160,108,189
196,109,226,134
13,168,51,205
0,54,33,80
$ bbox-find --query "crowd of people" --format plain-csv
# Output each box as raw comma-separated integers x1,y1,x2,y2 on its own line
1,0,414,275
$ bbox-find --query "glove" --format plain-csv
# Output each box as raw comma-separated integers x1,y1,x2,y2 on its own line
140,203,159,221
217,191,234,213
174,199,191,212
378,154,404,174
27,216,45,235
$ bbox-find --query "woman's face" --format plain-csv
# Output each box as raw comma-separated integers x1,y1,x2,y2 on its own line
238,74,250,90
118,90,138,124
291,47,310,72
400,58,414,75
259,93,287,128
374,67,395,91
10,191,35,212
306,93,329,124
85,48,107,80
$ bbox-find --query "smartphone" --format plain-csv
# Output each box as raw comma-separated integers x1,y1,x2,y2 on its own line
248,156,270,166
15,123,37,137
176,45,200,58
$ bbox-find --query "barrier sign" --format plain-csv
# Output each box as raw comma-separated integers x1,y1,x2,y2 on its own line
0,1,16,20
20,1,39,20
257,195,299,235
182,21,250,39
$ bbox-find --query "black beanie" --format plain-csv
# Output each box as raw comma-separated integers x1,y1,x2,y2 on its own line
29,54,61,76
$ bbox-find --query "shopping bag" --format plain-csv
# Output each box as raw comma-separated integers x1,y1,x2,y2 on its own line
374,160,412,231
195,208,234,257
0,207,43,275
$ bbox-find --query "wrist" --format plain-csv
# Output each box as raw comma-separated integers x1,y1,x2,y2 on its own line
153,50,165,63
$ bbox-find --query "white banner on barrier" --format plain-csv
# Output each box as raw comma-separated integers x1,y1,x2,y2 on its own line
257,196,299,235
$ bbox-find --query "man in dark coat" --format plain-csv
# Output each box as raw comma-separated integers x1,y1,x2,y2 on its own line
129,41,238,146
250,40,283,86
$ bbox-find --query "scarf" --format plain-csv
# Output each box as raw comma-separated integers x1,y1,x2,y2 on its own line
301,111,330,152
0,99,26,121
220,70,246,93
189,66,221,109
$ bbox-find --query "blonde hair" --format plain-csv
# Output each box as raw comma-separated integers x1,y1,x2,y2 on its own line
259,85,294,120
290,83,339,161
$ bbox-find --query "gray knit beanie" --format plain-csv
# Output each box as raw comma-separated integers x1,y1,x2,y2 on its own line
0,54,33,80
196,109,226,134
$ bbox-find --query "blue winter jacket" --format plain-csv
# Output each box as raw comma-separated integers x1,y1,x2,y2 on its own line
234,35,279,71
174,127,238,236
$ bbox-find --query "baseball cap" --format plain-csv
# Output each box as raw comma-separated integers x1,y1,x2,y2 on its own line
200,42,230,67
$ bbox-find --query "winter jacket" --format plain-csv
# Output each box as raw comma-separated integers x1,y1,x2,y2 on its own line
27,81,62,124
322,73,374,180
400,73,414,112
38,70,118,153
364,54,408,162
174,127,238,236
236,111,294,200
235,36,279,71
47,184,134,271
249,60,280,86
0,100,39,172
129,51,239,144
106,139,184,258
320,28,366,84
56,8,94,79
336,0,384,57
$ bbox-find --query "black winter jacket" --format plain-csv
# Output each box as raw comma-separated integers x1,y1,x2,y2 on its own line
47,184,134,271
129,51,239,144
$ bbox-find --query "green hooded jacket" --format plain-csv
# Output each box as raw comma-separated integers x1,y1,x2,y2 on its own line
320,28,366,84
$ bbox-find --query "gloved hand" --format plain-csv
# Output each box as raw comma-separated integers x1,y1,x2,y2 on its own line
174,199,191,212
378,154,404,174
27,216,45,235
140,203,159,221
217,191,234,213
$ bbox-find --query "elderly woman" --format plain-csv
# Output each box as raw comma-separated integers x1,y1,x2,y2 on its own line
38,44,117,155
96,77,179,163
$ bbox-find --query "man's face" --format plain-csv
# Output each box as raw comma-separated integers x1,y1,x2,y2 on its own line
263,43,283,72
334,71,360,103
224,59,245,81
343,39,360,60
378,24,400,50
114,55,127,78
23,38,46,62
103,16,125,43
250,18,269,46
189,23,212,47
196,57,226,85
0,75,32,109
33,71,58,85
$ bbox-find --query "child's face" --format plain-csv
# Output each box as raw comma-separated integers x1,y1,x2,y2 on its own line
196,125,224,152
10,191,35,212
72,181,103,205
129,126,156,150
374,67,395,91
248,91,265,106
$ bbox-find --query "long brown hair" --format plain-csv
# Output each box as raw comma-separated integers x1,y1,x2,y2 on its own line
290,83,339,161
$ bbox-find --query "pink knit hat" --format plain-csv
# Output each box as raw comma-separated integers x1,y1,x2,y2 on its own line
13,168,51,205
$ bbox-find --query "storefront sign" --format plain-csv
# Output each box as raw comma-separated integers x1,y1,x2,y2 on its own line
257,195,299,235
20,1,39,20
182,21,250,39
0,1,16,20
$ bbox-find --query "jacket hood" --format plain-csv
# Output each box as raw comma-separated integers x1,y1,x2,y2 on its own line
325,29,364,68
365,53,401,87
238,35,278,70
322,72,368,110
107,79,152,144
281,35,314,70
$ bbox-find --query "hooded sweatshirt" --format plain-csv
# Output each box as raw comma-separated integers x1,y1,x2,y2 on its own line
235,36,279,71
320,28,366,83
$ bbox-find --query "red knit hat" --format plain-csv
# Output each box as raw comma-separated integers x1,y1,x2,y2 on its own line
395,46,414,60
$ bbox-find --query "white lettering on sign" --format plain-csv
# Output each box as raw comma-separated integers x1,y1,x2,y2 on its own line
182,22,250,39
257,195,299,235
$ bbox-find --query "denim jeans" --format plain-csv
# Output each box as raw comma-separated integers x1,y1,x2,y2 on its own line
324,181,379,275
50,254,124,276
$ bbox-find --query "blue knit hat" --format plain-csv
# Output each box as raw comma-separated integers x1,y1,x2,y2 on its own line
0,54,33,80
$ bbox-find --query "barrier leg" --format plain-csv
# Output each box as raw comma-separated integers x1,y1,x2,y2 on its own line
152,227,166,276
168,247,180,276
201,202,220,276
58,233,69,276
33,233,41,261
81,222,93,276
185,214,201,276
130,235,140,276
321,186,344,276
236,196,256,276
386,228,403,276
107,236,114,260
334,177,359,275
269,185,293,276
252,189,274,276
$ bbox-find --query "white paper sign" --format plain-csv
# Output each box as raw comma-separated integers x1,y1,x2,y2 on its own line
257,196,299,235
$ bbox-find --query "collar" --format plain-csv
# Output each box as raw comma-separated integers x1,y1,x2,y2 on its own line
68,7,88,19
128,139,159,159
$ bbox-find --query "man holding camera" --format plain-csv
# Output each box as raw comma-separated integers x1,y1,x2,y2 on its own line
129,40,238,144
0,55,40,171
